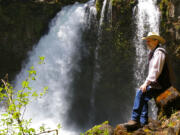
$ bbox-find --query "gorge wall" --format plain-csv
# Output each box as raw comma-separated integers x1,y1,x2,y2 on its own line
159,0,180,89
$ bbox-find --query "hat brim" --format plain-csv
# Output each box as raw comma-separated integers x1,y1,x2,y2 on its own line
142,35,166,44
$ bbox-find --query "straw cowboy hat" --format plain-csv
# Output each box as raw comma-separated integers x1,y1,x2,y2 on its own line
142,32,166,44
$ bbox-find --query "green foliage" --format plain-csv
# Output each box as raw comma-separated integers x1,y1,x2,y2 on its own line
95,0,103,17
0,57,60,135
39,56,45,64
83,121,110,135
159,0,169,11
168,122,174,127
112,0,135,8
112,0,120,6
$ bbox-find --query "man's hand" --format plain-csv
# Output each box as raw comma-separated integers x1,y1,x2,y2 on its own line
140,83,148,93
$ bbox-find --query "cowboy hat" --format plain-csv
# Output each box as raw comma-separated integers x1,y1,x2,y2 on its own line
142,32,166,44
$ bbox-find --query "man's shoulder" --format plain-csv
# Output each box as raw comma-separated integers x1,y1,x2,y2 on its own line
155,47,167,55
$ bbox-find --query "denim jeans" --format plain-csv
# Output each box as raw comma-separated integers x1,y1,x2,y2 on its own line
131,86,164,125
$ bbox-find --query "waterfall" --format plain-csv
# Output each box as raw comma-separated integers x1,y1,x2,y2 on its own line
133,0,160,119
99,0,108,27
14,1,94,134
86,0,97,29
107,0,112,25
89,0,109,125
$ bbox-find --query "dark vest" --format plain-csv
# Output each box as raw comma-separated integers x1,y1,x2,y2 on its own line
149,46,171,90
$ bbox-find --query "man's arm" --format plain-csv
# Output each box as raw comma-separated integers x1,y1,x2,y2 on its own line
140,50,166,92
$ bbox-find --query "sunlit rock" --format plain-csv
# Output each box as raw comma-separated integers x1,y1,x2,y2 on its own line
156,86,180,118
85,121,114,135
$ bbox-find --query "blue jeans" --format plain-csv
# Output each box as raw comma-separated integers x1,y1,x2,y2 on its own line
131,86,164,125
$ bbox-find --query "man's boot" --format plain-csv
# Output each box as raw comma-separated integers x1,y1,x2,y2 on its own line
122,120,141,131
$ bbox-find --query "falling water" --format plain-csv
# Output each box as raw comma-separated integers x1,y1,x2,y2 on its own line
99,0,108,27
107,0,112,25
85,0,97,29
133,0,160,119
14,1,94,134
89,0,110,125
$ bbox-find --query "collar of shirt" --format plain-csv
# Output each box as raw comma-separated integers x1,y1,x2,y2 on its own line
148,44,160,62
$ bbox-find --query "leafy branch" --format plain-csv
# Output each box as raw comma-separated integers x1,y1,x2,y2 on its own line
0,56,60,135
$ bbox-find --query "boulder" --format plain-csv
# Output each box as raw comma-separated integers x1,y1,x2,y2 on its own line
155,86,180,118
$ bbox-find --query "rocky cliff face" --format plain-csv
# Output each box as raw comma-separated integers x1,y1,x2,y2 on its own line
159,0,180,57
158,0,180,88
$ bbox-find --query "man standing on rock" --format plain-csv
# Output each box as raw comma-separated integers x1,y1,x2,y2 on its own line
123,32,172,130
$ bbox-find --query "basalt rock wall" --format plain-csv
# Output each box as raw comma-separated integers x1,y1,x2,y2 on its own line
158,0,180,89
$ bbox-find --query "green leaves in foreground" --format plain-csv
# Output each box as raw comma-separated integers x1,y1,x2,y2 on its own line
0,57,60,135
39,56,45,64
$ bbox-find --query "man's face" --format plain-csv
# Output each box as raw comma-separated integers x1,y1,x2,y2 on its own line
145,38,159,50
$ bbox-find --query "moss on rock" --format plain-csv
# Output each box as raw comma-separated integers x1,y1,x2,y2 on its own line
95,0,104,18
83,121,114,135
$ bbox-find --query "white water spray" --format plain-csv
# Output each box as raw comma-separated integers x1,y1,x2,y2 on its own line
99,0,108,27
86,0,97,29
134,0,160,119
14,1,93,135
